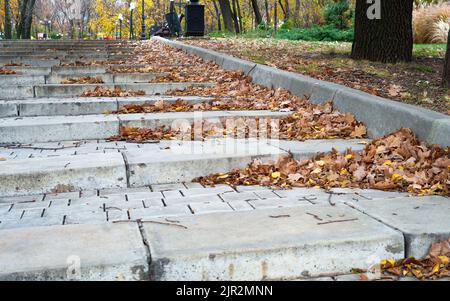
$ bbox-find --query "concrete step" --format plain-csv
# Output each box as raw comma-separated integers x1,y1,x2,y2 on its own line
0,110,288,143
0,66,51,76
45,72,164,84
0,75,46,86
144,204,404,280
0,185,409,280
0,82,211,100
0,96,214,117
0,139,285,196
0,223,148,280
0,152,127,197
0,58,60,67
0,138,364,196
33,82,212,99
0,138,364,161
51,64,148,75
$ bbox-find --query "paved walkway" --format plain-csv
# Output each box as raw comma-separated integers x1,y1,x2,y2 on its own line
0,40,448,281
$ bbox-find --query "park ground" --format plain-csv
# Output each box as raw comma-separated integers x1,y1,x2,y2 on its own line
185,38,450,115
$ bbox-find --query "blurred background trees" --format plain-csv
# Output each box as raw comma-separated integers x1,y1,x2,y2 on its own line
0,0,448,44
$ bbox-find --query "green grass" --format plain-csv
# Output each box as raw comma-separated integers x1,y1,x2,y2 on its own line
413,44,447,57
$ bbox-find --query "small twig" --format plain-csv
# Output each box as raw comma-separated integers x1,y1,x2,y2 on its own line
355,192,372,200
306,212,323,221
317,218,358,225
141,220,188,229
327,194,336,206
269,214,290,219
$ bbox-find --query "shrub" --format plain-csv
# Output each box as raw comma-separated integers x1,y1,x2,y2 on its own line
413,1,450,43
276,25,354,42
322,0,354,29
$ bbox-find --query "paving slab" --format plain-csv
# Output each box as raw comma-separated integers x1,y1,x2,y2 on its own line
268,139,367,160
0,152,127,197
144,204,404,280
34,82,212,98
0,223,149,280
16,97,118,117
0,101,18,117
343,195,450,258
45,73,164,84
125,139,286,187
0,114,119,143
0,75,46,86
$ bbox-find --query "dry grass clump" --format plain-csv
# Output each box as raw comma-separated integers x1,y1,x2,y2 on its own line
413,2,450,44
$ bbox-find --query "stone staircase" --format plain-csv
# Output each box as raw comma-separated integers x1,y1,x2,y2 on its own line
0,40,448,281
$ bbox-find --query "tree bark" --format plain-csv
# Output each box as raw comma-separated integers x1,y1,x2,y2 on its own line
294,0,300,27
265,0,270,24
351,0,413,63
231,0,240,34
442,30,450,87
212,0,222,31
273,0,278,33
218,0,234,32
4,0,12,39
251,0,263,25
23,0,36,39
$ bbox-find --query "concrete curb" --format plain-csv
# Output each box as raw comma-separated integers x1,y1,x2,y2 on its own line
153,37,450,147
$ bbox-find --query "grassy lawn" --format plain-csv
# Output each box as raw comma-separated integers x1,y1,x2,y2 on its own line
186,38,449,115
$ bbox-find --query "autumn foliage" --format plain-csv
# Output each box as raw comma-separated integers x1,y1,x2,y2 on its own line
194,129,449,196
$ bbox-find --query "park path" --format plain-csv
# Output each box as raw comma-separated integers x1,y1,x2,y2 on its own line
0,39,448,281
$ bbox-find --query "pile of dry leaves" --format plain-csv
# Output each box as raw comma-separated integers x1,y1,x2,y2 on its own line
113,100,365,140
61,76,104,84
107,66,155,74
60,60,127,67
3,63,28,67
0,68,17,75
107,126,177,142
381,238,450,280
81,86,145,97
193,128,449,196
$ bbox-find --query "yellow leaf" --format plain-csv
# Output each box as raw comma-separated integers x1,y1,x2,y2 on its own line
383,160,392,166
392,173,403,181
271,172,281,179
0,157,6,161
217,174,229,179
345,154,353,159
311,168,322,174
432,264,440,274
340,168,348,175
316,160,326,166
438,256,449,264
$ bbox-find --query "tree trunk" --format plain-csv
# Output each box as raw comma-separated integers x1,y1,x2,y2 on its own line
294,0,300,27
274,0,278,33
230,0,240,34
442,30,450,87
236,0,244,32
284,0,290,21
251,0,263,25
351,0,413,63
4,0,12,39
218,0,234,32
17,0,28,39
265,0,270,24
212,0,222,31
23,0,36,39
